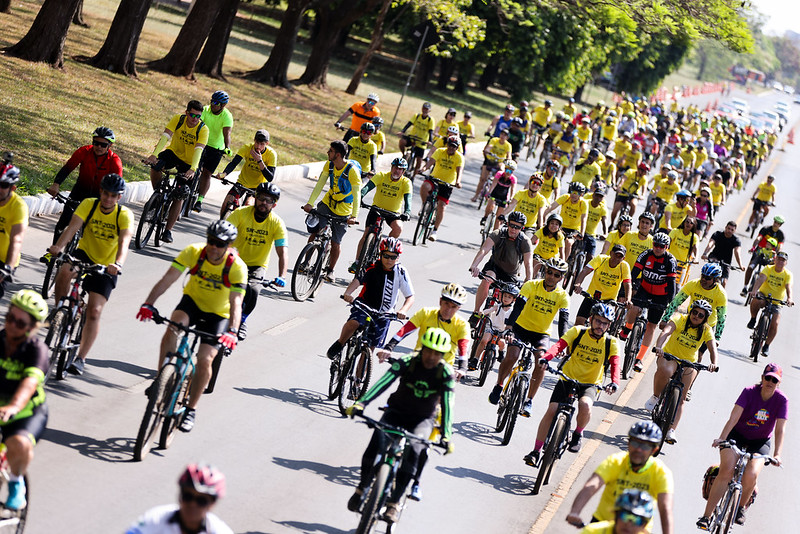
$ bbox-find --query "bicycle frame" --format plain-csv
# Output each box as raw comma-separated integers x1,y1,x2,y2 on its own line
161,330,199,422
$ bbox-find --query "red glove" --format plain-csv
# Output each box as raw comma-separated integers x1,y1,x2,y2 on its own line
137,304,156,322
219,330,238,350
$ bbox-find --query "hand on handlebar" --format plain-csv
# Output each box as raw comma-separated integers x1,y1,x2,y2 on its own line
469,265,481,277
376,348,392,363
604,382,618,395
137,304,157,322
301,203,313,213
652,346,664,357
342,293,355,304
347,217,359,226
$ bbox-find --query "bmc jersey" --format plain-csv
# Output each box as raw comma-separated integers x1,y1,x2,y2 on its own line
227,207,287,269
0,193,28,267
366,172,412,214
430,148,464,184
408,308,470,366
234,143,277,189
662,314,713,363
634,250,677,296
59,146,123,197
165,114,209,165
125,505,233,534
758,265,792,301
516,279,569,334
560,326,620,385
0,332,47,422
586,255,631,300
200,105,234,150
356,263,414,313
173,243,247,318
74,199,134,266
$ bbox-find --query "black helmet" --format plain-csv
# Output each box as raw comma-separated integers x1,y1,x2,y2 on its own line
255,182,281,200
568,182,586,194
93,126,115,144
507,211,527,226
0,165,20,185
588,148,601,158
360,122,375,133
100,173,125,194
207,220,238,243
652,232,671,247
372,116,384,126
639,212,656,224
211,90,229,104
629,421,662,444
391,157,408,170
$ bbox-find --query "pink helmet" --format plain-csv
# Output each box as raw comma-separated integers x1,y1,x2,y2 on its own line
380,237,403,255
179,463,226,499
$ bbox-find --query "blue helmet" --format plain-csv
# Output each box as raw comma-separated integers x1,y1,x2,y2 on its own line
628,421,662,444
615,489,655,519
211,90,229,104
590,303,615,321
701,262,723,279
676,189,692,198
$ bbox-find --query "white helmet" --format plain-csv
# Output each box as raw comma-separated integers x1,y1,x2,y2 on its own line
441,283,467,305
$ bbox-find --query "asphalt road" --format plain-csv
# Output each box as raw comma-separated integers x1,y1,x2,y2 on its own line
14,87,798,533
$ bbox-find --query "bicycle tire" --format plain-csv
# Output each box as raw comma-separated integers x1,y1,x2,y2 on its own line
160,368,192,450
43,308,70,383
204,348,226,394
54,307,82,381
413,200,433,246
480,212,495,242
749,218,758,239
338,346,372,415
568,253,585,296
330,337,357,400
476,183,487,211
533,413,568,495
622,320,644,379
40,258,58,300
133,365,176,462
494,387,512,433
717,487,741,534
525,136,536,161
478,344,497,387
291,243,323,302
182,174,200,218
750,312,768,362
653,386,680,455
356,231,377,277
135,192,162,250
356,463,391,534
502,376,528,446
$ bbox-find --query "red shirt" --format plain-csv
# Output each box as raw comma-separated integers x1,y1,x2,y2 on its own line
58,146,123,197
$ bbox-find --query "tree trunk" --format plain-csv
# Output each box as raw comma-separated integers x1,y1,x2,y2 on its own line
245,0,310,88
1,0,12,13
147,0,223,78
4,0,81,68
72,0,89,27
345,0,391,95
573,84,585,103
696,48,707,81
412,53,435,91
84,0,153,76
437,57,455,90
195,0,240,80
478,61,499,91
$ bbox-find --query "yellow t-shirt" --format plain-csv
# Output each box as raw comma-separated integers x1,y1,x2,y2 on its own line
709,182,725,207
659,202,690,230
656,180,680,203
555,194,588,231
434,119,457,140
620,150,642,170
662,314,713,363
754,181,776,202
74,199,133,266
600,123,617,141
533,228,563,260
430,148,464,184
674,279,727,328
485,137,512,162
580,522,614,534
165,114,209,165
613,139,632,159
586,255,631,300
346,137,377,174
605,230,626,250
371,130,385,152
456,120,474,139
512,190,546,226
679,151,696,170
227,207,287,269
599,161,616,185
668,228,695,264
172,243,248,318
572,160,602,188
619,232,653,269
618,169,645,197
576,125,592,143
0,193,28,267
365,172,412,214
406,113,434,147
516,279,569,334
758,265,792,301
234,143,277,189
532,106,552,127
540,175,560,201
561,326,620,385
409,307,470,366
585,201,608,237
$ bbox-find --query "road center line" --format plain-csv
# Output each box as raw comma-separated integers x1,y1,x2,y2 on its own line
263,316,307,336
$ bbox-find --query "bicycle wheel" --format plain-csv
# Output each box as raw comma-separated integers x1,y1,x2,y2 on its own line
413,200,433,246
135,192,162,250
291,243,323,301
502,376,528,446
653,386,680,455
338,347,372,415
494,386,512,433
41,257,59,300
182,175,200,218
43,308,70,383
133,365,176,462
533,413,568,495
749,313,768,362
568,253,585,296
622,320,644,379
329,338,355,400
356,463,391,534
716,487,741,534
480,212,495,242
477,184,487,211
160,369,192,450
525,136,536,161
478,344,497,387
204,348,227,394
356,231,377,276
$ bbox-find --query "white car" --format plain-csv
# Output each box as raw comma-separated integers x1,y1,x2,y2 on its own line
728,99,749,115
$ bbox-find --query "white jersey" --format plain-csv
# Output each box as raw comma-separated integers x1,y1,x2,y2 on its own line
126,504,233,534
486,302,513,331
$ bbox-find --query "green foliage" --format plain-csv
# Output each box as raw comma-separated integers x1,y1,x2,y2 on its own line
397,0,486,55
614,30,692,94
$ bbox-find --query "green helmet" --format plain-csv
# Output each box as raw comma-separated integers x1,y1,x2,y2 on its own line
421,328,452,353
10,289,48,322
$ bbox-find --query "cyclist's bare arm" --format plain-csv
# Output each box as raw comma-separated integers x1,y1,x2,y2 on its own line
142,265,183,308
227,290,244,333
49,213,85,255
342,278,362,302
566,473,604,526
276,246,289,279
5,221,25,271
108,227,133,276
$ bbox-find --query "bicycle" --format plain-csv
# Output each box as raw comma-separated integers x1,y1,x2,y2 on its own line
0,439,28,532
353,413,444,534
704,440,776,534
217,176,255,219
748,293,786,362
399,134,426,178
743,251,771,306
291,209,349,301
747,201,774,238
562,234,587,295
133,311,208,462
135,165,184,250
619,298,665,380
353,203,396,277
42,255,105,382
537,137,554,171
676,259,699,288
650,352,715,454
493,338,536,446
40,194,81,299
412,176,448,246
532,364,601,495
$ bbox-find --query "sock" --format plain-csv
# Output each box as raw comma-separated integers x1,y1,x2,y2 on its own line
534,440,544,452
636,344,649,361
624,322,634,330
197,195,205,202
7,473,19,483
574,427,584,436
241,314,249,323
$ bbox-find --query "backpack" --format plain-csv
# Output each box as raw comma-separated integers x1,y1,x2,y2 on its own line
561,326,613,369
327,161,356,209
175,114,207,141
188,247,238,288
82,198,121,236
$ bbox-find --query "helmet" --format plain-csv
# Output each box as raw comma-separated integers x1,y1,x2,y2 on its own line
609,110,618,117
546,160,560,170
615,489,655,519
530,172,544,184
92,126,115,144
773,215,785,224
545,257,569,273
360,122,375,133
652,232,671,247
207,220,238,243
555,111,565,120
519,100,529,108
631,141,641,150
372,116,384,126
420,327,452,353
546,213,563,226
629,421,662,444
639,212,656,224
611,244,627,256
367,92,380,103
446,125,459,135
500,283,520,297
568,182,586,194
446,137,460,147
10,289,48,322
676,189,691,198
691,299,713,317
511,117,523,125
379,236,403,255
391,157,408,170
666,170,679,181
590,302,615,321
588,148,601,158
422,101,432,109
605,117,614,124
638,162,650,172
0,165,20,185
569,97,575,103
255,182,281,200
544,99,552,106
179,463,226,499
701,262,722,279
605,150,616,159
504,104,515,112
618,214,634,225
504,160,517,171
507,211,527,226
441,283,467,305
100,173,125,194
2,151,14,164
765,236,778,249
211,90,229,104
592,184,607,196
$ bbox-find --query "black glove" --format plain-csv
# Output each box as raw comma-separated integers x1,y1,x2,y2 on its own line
400,213,410,221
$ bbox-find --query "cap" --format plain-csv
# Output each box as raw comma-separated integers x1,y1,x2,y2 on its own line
776,251,788,259
255,129,270,142
763,362,782,380
464,110,472,117
774,215,785,224
611,244,627,256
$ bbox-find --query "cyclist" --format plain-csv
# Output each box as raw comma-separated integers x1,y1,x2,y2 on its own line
701,221,743,287
489,258,570,413
428,109,460,159
742,216,784,296
0,290,49,511
136,220,247,432
572,148,603,189
579,490,657,534
658,189,696,232
345,328,455,523
602,214,632,255
747,250,793,356
599,150,617,187
499,173,547,231
551,122,580,177
544,182,588,261
486,104,515,138
531,100,554,151
457,111,475,154
145,100,209,243
397,102,434,177
618,212,655,269
648,299,719,444
419,137,464,242
610,162,648,227
473,129,511,202
668,216,698,281
697,363,786,529
469,284,518,371
524,302,620,460
44,126,122,245
0,165,27,298
303,140,361,281
619,232,677,372
507,118,527,160
335,92,380,142
194,90,234,213
567,422,673,534
217,129,277,219
648,170,679,218
584,184,609,260
531,214,566,275
694,187,714,239
48,173,133,376
746,174,776,233
226,182,288,339
572,244,631,326
540,160,562,204
563,97,577,119
346,122,378,178
126,463,232,534
480,160,517,227
468,211,532,321
371,116,386,154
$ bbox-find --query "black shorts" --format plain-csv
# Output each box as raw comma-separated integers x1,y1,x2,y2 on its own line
483,158,501,169
155,149,191,174
481,259,518,283
307,202,349,244
615,193,633,204
549,378,597,404
401,137,425,158
535,124,548,135
175,294,228,347
227,185,254,201
577,296,602,319
366,207,400,227
425,179,454,204
490,185,511,203
563,228,581,238
200,146,225,173
631,289,670,324
726,428,771,456
2,404,48,445
71,250,118,300
511,324,549,347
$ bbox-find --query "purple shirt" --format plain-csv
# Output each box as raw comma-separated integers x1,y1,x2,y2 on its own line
733,385,788,441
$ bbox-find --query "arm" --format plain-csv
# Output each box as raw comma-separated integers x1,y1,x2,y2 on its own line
48,213,84,255
397,295,414,320
359,179,376,197
557,308,569,338
733,247,744,270
336,108,353,125
145,128,173,165
750,272,767,296
275,246,289,280
220,154,244,177
652,320,676,354
227,290,244,333
107,227,133,276
359,360,404,405
565,473,605,526
714,305,726,340
341,277,363,302
523,251,532,281
222,126,232,153
659,290,688,327
657,492,674,534
786,280,793,306
621,280,631,302
455,166,463,188
3,221,26,270
469,235,495,275
773,418,786,464
142,265,184,307
0,376,39,421
701,239,715,259
572,265,593,292
403,192,412,218
579,212,587,236
305,173,328,207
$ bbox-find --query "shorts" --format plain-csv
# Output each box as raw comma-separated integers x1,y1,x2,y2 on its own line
549,378,597,404
752,199,769,212
583,235,597,256
307,202,349,244
490,186,511,203
726,428,771,456
576,295,612,320
348,306,391,348
1,404,48,445
748,250,772,270
708,258,730,280
402,136,426,155
511,323,549,348
631,289,670,324
483,158,501,169
535,124,548,135
425,179,454,204
366,207,400,227
155,149,191,174
696,219,710,234
563,228,581,238
615,193,633,204
200,146,225,173
175,294,228,347
71,249,118,300
481,259,518,284
243,266,267,317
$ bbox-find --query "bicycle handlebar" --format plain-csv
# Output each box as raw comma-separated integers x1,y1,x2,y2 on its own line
341,296,400,321
660,352,717,373
359,202,401,219
718,440,777,465
141,160,182,177
61,254,108,276
151,310,223,339
753,293,788,306
578,291,627,307
356,413,447,451
542,363,603,391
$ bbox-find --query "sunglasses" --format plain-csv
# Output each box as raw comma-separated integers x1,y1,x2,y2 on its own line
5,312,31,330
545,270,563,279
187,112,202,119
211,100,225,106
618,511,647,527
508,224,523,230
382,253,398,260
256,196,277,204
690,309,707,317
763,375,779,384
180,490,216,507
653,244,666,249
0,183,11,190
628,438,656,451
92,140,110,148
207,238,229,248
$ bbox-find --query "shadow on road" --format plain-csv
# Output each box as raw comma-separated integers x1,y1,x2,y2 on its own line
272,457,359,488
90,358,155,380
271,520,351,534
234,386,342,419
582,431,628,451
45,365,130,398
42,427,135,463
435,465,536,495
718,346,750,362
453,420,503,446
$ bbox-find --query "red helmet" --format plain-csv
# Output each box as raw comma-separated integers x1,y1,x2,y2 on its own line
179,463,226,499
379,237,403,255
638,162,650,172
